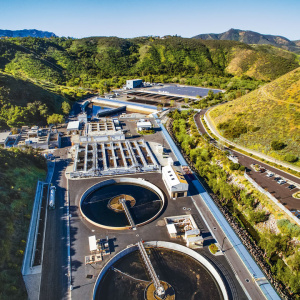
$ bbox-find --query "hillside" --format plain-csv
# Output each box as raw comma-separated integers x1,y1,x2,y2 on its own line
0,147,46,299
209,67,300,166
0,72,91,129
193,29,300,54
0,36,299,85
0,29,57,38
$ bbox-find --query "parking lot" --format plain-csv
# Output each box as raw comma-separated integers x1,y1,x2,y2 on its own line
249,163,300,212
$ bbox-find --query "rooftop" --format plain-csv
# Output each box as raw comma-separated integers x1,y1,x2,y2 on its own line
0,131,11,144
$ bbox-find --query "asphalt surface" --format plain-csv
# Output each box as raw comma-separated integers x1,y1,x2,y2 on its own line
68,172,249,300
195,111,300,210
39,151,70,300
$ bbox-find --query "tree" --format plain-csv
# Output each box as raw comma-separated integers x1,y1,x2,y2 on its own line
170,100,175,107
157,104,163,111
47,114,64,128
161,97,167,107
184,98,189,104
271,140,286,150
61,101,71,115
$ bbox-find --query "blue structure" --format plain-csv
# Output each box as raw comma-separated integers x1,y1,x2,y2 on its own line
126,79,143,89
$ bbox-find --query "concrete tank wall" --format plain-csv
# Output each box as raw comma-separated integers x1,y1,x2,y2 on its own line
79,177,165,229
92,241,228,300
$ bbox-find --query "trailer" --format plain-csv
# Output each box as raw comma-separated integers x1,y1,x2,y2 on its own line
49,186,56,209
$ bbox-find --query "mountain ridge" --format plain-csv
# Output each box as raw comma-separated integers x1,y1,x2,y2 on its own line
0,29,57,38
193,28,300,53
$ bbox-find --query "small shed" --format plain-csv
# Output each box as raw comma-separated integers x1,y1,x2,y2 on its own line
67,121,80,134
137,120,152,132
89,235,98,253
166,224,177,238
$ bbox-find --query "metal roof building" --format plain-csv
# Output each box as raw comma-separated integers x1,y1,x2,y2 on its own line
162,165,188,198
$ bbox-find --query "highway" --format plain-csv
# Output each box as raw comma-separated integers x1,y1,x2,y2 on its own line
195,111,300,210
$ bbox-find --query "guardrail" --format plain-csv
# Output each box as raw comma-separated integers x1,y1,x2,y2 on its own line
244,172,300,226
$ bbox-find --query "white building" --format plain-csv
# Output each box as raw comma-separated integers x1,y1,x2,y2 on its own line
0,131,11,147
137,119,152,132
162,165,189,198
126,79,143,89
67,121,80,134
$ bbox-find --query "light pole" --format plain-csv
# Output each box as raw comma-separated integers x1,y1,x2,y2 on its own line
221,236,227,252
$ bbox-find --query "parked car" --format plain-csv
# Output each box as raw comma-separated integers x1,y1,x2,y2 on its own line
266,173,274,177
278,180,286,185
274,177,281,181
288,185,296,190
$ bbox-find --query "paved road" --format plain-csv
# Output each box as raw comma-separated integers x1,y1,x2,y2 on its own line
39,145,70,300
195,112,300,210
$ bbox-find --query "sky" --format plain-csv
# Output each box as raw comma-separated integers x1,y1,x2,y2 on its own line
0,0,299,40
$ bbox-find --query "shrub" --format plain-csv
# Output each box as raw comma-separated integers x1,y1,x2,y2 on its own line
271,140,286,150
209,243,218,254
277,219,300,237
284,154,298,163
229,162,240,170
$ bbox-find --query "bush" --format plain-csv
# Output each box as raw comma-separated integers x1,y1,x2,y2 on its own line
284,154,298,163
229,162,240,170
248,210,268,224
277,219,300,237
209,243,218,254
271,140,286,150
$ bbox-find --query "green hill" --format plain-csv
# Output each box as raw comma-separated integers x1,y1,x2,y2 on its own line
0,36,299,129
209,67,300,166
1,36,299,85
193,28,300,54
0,147,46,299
0,72,90,129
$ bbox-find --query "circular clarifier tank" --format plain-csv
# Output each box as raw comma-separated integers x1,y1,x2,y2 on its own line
80,178,165,229
93,242,227,300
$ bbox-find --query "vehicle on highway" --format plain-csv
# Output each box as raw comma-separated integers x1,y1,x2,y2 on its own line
49,185,56,210
288,185,296,190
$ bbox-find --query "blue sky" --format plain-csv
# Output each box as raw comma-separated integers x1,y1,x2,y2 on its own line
0,0,299,40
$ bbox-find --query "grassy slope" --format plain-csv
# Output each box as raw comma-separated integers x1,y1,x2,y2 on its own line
1,37,299,84
210,67,300,165
0,72,67,111
0,148,46,299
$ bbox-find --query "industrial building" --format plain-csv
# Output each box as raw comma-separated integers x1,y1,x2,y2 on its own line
136,119,152,132
164,215,203,248
80,118,125,143
0,131,11,147
67,121,81,134
126,79,143,89
71,139,159,178
162,165,189,198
